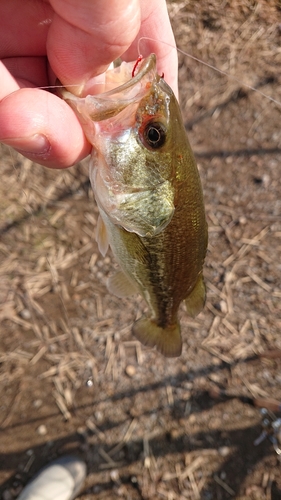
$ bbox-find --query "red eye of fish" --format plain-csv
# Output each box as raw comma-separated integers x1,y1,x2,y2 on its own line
142,122,166,149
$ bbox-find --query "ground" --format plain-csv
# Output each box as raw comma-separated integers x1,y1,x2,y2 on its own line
1,1,281,499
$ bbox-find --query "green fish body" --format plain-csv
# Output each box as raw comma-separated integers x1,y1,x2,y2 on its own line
62,55,208,357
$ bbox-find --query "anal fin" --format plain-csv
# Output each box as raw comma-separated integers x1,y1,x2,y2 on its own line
107,271,138,298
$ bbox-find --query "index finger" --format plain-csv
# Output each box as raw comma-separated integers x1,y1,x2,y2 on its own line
47,0,141,93
121,0,178,96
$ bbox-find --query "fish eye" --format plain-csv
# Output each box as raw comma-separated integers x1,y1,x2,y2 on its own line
143,122,166,149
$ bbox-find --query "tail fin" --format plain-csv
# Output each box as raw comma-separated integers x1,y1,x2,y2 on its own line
132,318,182,358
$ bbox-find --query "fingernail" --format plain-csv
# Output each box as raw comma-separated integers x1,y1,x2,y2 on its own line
1,134,51,156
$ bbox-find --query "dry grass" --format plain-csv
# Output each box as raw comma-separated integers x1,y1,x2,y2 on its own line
1,1,281,499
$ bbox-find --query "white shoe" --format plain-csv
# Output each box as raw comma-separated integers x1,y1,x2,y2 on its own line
17,455,86,500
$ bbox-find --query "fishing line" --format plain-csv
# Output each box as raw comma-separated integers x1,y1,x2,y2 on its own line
39,84,81,90
137,36,281,108
35,36,280,108
39,44,281,109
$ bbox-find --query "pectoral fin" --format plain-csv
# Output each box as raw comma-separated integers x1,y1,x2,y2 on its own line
132,318,182,358
95,215,109,257
107,271,138,298
114,182,174,237
185,275,206,318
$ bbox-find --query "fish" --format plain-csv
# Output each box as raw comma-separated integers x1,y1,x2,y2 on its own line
61,54,208,357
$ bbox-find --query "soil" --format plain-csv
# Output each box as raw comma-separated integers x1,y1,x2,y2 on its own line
1,1,281,499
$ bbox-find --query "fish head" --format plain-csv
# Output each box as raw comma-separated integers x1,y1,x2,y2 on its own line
61,55,187,237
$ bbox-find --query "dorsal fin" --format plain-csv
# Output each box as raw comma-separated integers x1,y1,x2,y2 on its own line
185,274,206,318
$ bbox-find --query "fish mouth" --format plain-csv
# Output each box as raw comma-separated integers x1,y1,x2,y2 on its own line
97,54,158,98
60,54,162,122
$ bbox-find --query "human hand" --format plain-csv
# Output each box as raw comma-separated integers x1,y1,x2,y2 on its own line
0,0,178,169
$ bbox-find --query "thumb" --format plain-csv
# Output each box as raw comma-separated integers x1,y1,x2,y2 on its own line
47,0,141,94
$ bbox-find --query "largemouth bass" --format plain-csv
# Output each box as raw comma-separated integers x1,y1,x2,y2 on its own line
62,54,208,357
